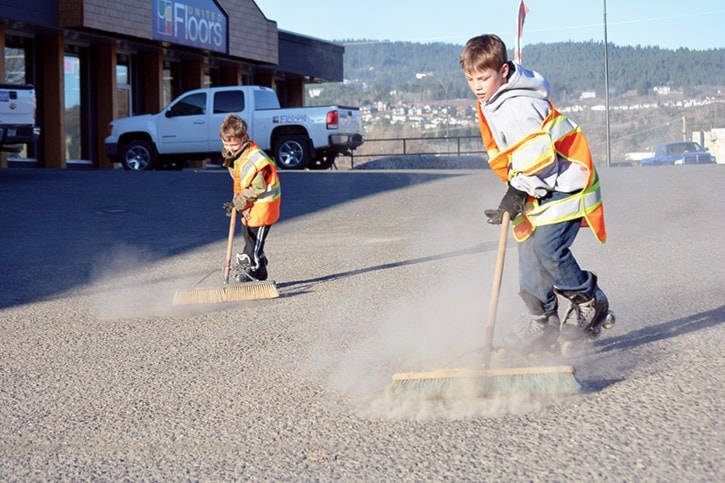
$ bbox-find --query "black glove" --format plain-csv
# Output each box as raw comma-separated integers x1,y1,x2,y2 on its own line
499,185,527,217
484,208,505,225
484,185,528,225
223,201,234,216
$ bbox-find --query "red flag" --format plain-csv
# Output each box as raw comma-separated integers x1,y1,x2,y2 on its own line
514,0,529,63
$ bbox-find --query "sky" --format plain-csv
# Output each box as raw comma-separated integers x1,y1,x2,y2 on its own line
253,0,724,51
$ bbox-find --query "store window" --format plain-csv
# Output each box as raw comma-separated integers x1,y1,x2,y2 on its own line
4,44,35,160
64,55,82,161
117,64,131,118
3,47,26,83
163,61,182,107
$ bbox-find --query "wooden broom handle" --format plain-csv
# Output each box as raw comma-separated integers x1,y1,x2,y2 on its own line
223,208,237,284
481,211,511,368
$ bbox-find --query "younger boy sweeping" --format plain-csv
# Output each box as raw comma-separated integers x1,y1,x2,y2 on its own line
220,113,281,282
460,34,614,354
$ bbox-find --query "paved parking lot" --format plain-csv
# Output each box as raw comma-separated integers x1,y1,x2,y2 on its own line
1,164,722,480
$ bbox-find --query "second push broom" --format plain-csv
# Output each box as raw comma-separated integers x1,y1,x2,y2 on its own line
172,207,279,305
388,212,582,399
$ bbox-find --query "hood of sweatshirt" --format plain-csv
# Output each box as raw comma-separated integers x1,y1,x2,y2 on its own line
484,62,550,113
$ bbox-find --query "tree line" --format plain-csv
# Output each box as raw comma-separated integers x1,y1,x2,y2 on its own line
309,40,724,107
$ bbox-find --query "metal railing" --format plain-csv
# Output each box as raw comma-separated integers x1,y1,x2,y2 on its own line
349,134,486,168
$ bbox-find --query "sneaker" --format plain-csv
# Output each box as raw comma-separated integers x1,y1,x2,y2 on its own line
235,267,258,282
235,253,252,269
234,265,268,282
558,287,610,341
504,311,560,356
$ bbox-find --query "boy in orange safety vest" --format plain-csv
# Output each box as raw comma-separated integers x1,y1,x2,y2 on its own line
220,114,281,282
460,34,614,354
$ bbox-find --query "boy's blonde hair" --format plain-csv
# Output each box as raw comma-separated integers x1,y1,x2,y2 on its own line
460,34,508,73
219,113,248,141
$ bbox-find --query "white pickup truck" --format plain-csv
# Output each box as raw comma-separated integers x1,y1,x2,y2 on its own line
104,85,363,170
0,84,40,153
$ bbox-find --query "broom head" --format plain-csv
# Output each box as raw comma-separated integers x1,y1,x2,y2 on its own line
387,365,582,400
172,280,279,305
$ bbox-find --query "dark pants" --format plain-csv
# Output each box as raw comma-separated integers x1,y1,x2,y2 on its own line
517,192,594,314
241,224,271,269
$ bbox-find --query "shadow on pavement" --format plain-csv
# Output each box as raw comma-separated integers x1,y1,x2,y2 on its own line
0,168,469,308
593,304,725,353
277,241,498,297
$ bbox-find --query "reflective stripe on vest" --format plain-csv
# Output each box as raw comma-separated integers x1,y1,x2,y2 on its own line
233,143,281,226
476,100,606,243
479,101,579,182
512,174,606,242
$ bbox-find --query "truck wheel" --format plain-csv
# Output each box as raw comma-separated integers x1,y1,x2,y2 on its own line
274,135,311,170
120,139,156,171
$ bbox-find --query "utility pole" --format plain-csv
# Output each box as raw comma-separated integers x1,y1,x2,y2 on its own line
603,0,611,167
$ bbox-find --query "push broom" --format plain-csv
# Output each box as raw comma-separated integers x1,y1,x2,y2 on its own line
172,207,279,305
388,212,582,399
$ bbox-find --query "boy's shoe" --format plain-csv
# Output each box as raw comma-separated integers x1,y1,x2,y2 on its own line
250,265,268,281
235,253,252,270
557,285,616,343
503,312,560,357
502,292,560,357
234,265,268,282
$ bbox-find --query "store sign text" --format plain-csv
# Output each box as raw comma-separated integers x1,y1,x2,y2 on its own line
153,0,228,54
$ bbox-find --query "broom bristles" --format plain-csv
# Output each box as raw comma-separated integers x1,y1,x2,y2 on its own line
172,281,279,305
387,365,583,399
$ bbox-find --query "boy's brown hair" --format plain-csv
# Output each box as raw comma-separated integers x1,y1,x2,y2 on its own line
219,113,248,141
460,34,509,73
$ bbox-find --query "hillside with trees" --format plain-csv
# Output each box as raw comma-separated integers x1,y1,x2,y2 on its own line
308,40,724,165
311,40,724,107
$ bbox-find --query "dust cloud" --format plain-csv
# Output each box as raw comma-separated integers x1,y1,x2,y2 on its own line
87,243,214,319
299,198,570,420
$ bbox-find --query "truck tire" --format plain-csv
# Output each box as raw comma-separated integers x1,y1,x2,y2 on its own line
274,135,311,170
120,139,156,171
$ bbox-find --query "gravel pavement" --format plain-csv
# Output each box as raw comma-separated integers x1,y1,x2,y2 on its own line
0,164,722,481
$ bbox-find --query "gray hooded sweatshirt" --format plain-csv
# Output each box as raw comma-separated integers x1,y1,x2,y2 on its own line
480,62,588,197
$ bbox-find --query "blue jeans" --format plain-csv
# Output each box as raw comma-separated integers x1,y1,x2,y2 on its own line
517,196,594,314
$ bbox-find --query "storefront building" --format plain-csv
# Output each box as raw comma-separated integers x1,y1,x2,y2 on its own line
0,0,344,168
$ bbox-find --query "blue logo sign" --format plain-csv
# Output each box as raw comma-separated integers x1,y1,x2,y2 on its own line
153,0,228,54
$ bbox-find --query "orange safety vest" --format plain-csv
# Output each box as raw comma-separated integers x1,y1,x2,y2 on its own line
477,101,606,243
233,141,281,226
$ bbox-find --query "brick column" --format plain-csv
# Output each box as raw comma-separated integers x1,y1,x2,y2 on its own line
94,43,117,168
286,78,305,107
254,71,276,90
182,58,204,91
0,25,6,168
220,65,242,86
39,34,66,169
142,51,163,113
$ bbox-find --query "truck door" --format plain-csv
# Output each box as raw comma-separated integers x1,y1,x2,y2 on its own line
157,92,208,153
